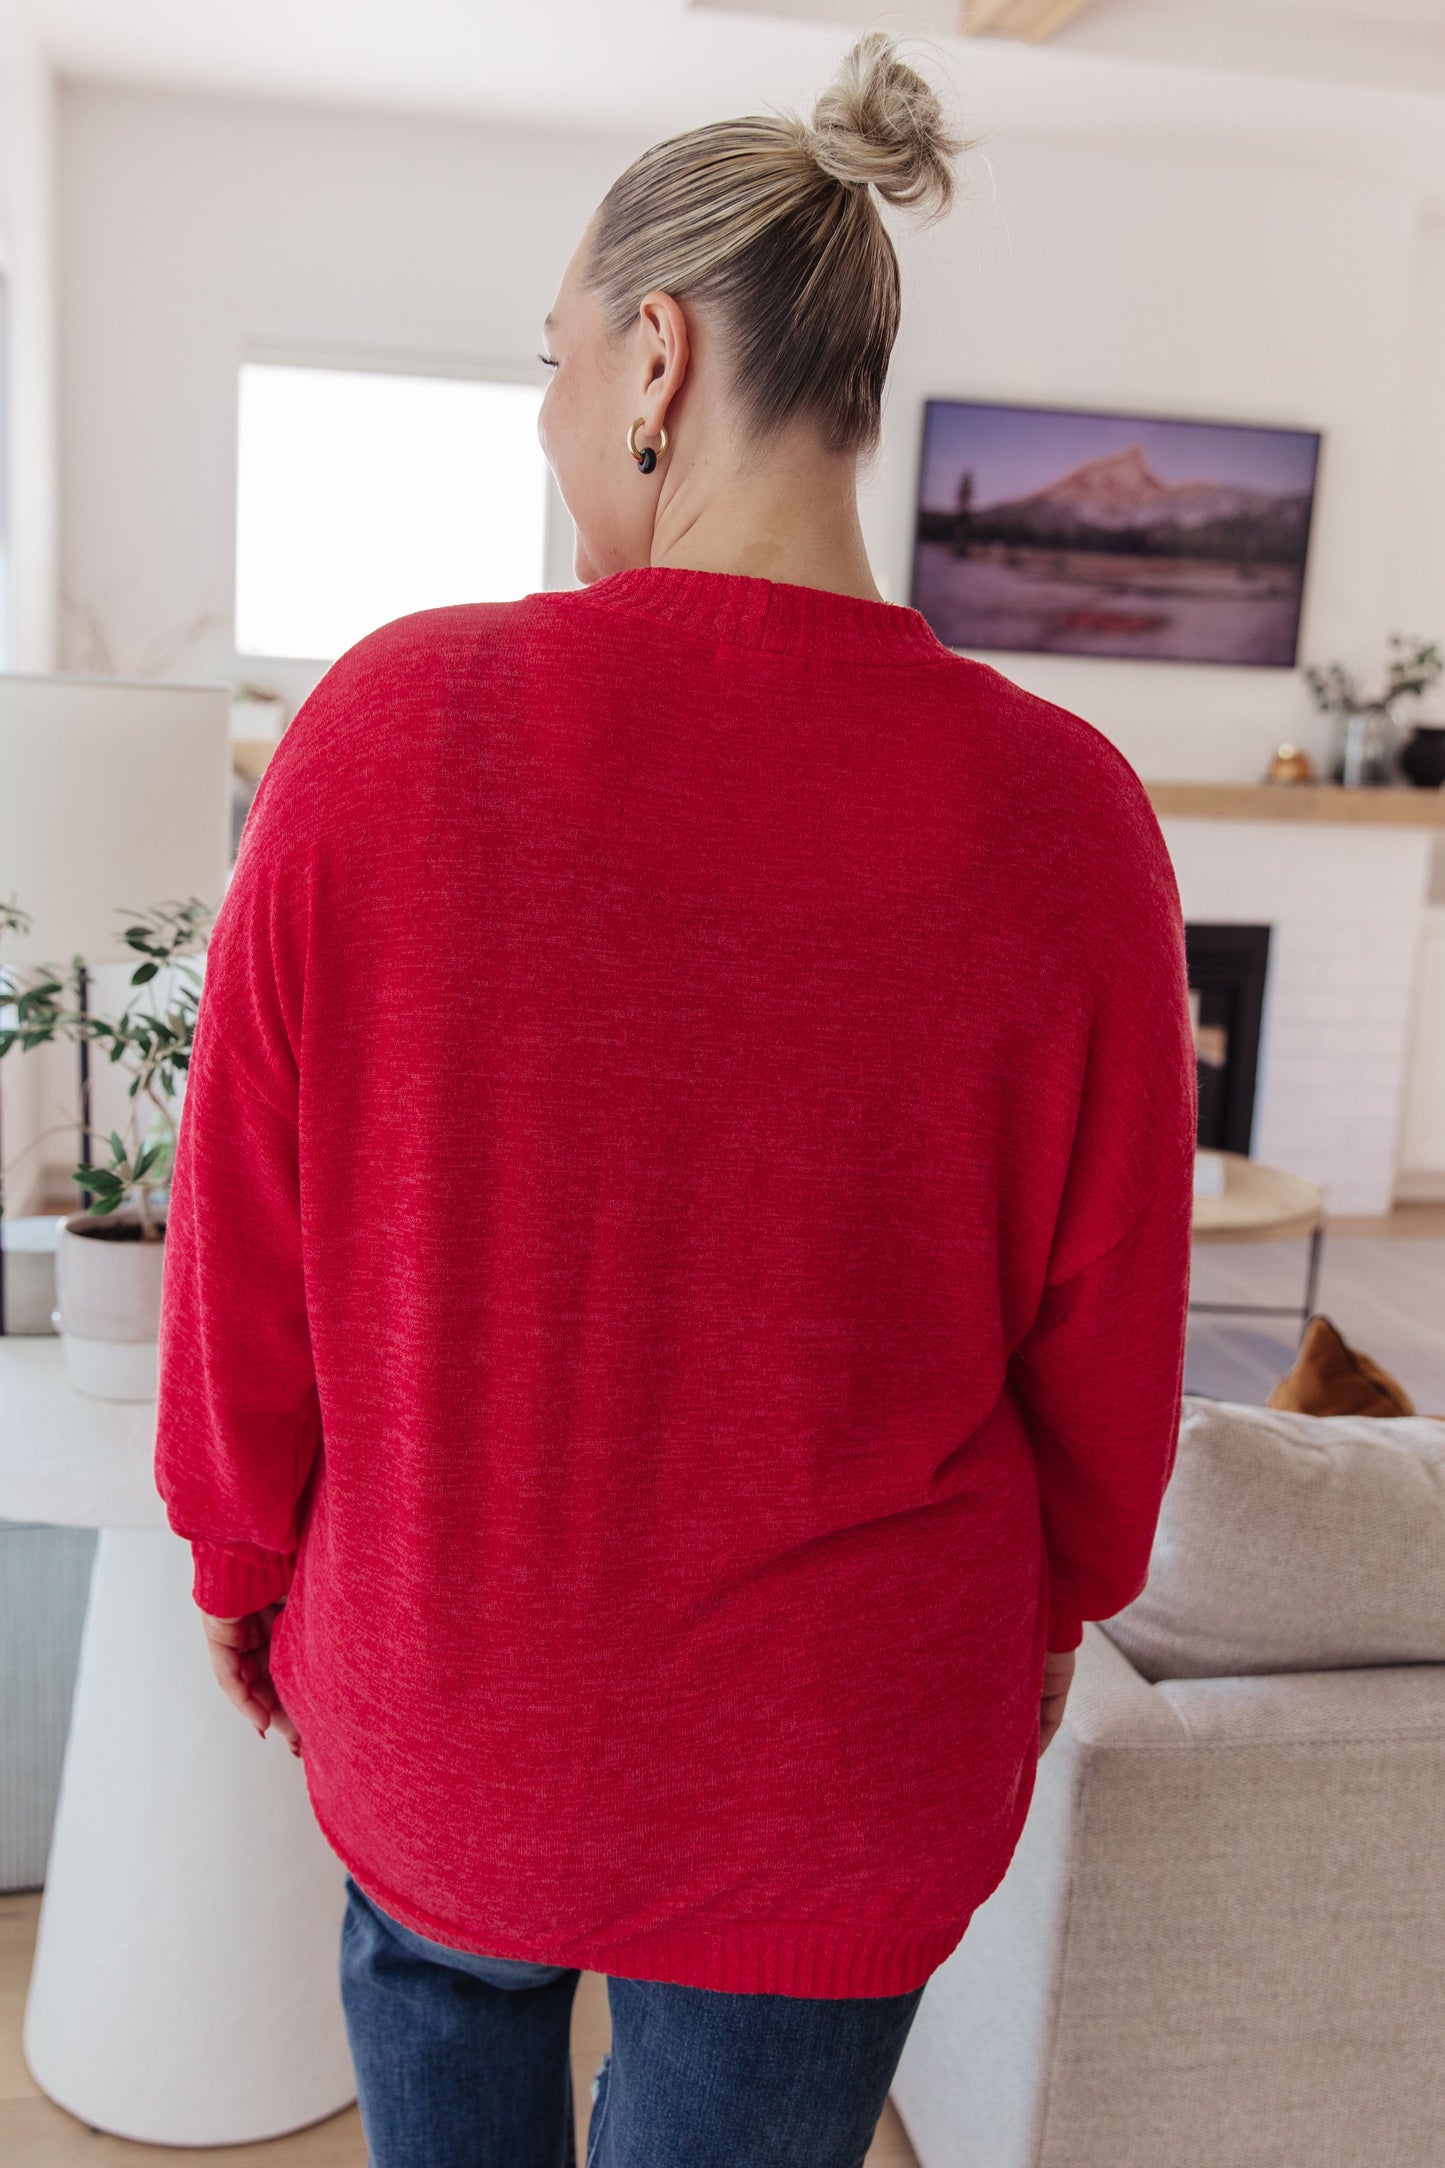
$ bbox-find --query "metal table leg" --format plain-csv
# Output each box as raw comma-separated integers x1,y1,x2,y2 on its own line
1186,1221,1327,1346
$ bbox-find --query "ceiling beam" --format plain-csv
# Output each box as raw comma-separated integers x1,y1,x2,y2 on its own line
961,0,1095,41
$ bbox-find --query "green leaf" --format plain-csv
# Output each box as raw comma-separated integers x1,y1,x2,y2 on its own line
108,1130,125,1160
74,1165,124,1192
130,962,159,985
87,1193,123,1215
133,1141,159,1178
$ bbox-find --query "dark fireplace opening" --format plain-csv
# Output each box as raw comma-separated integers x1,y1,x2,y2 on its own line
1185,924,1271,1155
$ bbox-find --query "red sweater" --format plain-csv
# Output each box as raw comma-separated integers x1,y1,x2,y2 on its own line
155,567,1197,1999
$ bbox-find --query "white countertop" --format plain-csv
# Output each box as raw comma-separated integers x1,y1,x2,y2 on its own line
0,1339,167,1530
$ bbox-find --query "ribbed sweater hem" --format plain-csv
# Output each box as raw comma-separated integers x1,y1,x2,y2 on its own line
309,1792,971,2000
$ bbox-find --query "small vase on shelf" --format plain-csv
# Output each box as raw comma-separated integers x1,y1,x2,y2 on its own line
1331,702,1398,788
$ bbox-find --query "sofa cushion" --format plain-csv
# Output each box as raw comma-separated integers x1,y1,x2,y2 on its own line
1103,1394,1445,1681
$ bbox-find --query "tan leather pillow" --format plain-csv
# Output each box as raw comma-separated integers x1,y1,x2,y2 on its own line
1266,1313,1414,1417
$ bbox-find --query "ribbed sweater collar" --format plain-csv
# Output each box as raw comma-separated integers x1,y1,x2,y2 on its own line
575,564,953,664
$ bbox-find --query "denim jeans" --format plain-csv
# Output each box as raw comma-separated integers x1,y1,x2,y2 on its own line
339,1875,928,2167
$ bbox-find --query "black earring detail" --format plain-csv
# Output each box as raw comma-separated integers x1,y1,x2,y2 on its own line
627,417,668,475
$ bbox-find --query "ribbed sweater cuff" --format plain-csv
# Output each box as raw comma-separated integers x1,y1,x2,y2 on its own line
190,1540,295,1617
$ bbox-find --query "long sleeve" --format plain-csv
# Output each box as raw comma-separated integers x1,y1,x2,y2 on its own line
1009,1153,1195,1652
1008,776,1199,1655
154,731,322,1616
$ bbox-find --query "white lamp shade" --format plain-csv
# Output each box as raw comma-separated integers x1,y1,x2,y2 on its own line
0,676,232,966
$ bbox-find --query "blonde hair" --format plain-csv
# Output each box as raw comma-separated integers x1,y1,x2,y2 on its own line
582,32,970,460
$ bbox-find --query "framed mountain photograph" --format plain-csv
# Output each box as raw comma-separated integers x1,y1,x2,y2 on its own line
910,399,1322,668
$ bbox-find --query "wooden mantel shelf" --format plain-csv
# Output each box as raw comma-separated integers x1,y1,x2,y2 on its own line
234,739,1445,829
1145,781,1445,827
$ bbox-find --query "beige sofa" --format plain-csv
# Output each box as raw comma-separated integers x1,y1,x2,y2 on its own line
891,1399,1445,2168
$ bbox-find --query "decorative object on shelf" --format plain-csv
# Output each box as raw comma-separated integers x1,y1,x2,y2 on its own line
1399,723,1445,790
1304,633,1443,787
0,900,211,1398
1264,743,1314,784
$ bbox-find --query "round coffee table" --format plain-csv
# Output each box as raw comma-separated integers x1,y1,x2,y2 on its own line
0,1337,354,2146
1189,1151,1327,1339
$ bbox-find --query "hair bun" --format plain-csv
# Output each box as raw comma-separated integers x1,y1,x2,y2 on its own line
805,31,967,222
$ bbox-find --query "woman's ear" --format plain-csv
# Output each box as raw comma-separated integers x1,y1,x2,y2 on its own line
636,289,690,430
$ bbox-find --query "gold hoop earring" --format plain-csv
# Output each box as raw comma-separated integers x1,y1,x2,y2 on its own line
627,417,668,475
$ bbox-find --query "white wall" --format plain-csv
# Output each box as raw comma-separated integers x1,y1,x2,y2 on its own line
57,84,633,711
0,25,57,673
56,79,1445,788
1384,209,1445,652
0,26,57,1226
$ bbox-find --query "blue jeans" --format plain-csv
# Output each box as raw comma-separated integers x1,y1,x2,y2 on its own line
339,1876,928,2167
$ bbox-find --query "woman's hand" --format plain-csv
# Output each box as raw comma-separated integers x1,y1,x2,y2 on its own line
1039,1648,1075,1758
201,1603,303,1755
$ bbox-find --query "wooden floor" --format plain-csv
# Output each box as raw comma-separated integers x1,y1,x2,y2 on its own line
0,1892,920,2164
1185,1217,1445,1411
4,1214,1443,2164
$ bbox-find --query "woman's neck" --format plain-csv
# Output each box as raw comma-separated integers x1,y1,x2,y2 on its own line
645,439,885,605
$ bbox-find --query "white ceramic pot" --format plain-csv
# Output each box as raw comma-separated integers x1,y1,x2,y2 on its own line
54,1211,167,1401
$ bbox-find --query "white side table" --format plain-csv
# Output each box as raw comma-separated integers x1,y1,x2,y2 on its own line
0,1339,355,2145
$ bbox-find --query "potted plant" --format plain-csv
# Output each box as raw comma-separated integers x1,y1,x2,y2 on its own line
0,896,211,1399
1304,633,1443,787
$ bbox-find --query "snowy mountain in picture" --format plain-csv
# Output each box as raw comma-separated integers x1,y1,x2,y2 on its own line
911,401,1321,666
975,445,1313,557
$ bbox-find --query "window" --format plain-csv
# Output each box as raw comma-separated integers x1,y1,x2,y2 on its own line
235,361,548,662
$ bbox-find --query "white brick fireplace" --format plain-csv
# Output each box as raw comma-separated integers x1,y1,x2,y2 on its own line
1153,792,1440,1217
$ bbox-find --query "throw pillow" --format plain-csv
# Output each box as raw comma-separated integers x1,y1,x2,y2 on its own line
1103,1394,1445,1681
1266,1313,1414,1417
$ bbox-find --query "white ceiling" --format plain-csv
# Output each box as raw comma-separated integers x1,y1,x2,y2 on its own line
21,0,843,136
706,0,1445,97
979,0,1445,98
14,0,1445,187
